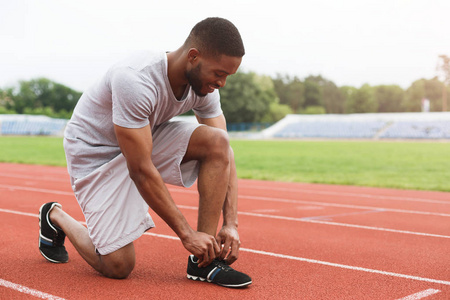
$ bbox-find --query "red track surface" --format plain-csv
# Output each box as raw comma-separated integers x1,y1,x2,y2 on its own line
0,162,449,299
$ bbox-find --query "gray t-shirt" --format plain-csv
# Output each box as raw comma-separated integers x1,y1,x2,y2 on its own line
64,51,222,179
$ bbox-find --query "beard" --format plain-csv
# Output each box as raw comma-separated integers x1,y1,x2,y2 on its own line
185,63,207,97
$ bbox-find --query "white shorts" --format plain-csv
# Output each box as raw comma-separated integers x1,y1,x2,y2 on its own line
71,121,202,255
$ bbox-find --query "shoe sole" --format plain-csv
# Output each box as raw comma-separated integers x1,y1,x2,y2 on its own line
38,203,68,263
187,274,252,288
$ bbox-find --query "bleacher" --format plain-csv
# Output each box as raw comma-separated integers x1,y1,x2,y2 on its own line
379,121,450,139
2,113,450,140
275,120,387,138
260,113,450,140
0,115,68,136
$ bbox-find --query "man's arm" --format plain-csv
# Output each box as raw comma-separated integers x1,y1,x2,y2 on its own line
114,124,220,266
196,114,241,265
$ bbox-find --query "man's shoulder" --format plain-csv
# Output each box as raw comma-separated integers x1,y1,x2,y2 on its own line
107,51,166,89
112,50,165,73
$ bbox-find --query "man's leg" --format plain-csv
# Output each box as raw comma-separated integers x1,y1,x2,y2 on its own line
182,125,231,236
49,207,135,279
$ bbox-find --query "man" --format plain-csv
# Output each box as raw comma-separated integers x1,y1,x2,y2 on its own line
38,17,252,288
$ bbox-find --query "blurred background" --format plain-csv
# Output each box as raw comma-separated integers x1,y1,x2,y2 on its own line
1,0,449,138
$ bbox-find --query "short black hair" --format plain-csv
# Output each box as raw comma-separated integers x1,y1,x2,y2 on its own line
184,17,245,58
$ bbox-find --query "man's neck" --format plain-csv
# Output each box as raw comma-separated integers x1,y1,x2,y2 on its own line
167,48,189,99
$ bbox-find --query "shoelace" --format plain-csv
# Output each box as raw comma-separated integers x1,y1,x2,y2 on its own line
213,260,232,272
53,229,66,246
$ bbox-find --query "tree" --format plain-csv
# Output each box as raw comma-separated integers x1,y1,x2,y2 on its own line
273,74,304,113
1,78,81,116
302,75,344,114
220,72,278,123
345,84,377,113
437,55,450,111
322,80,345,114
404,77,444,112
374,85,405,112
303,76,323,108
340,85,357,113
261,101,293,123
300,106,326,114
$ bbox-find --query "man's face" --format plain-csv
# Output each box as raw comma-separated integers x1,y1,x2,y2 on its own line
186,54,242,97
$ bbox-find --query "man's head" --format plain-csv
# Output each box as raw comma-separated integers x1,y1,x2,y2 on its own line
183,17,245,96
184,17,245,59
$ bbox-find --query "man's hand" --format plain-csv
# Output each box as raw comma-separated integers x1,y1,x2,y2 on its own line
216,225,240,265
181,230,221,268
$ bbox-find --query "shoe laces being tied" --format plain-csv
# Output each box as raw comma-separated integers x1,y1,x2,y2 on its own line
52,227,66,247
213,259,232,272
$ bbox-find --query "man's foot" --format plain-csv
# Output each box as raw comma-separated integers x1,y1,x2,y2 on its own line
39,202,69,263
186,255,252,288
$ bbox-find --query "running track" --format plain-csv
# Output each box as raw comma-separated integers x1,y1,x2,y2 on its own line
0,163,449,299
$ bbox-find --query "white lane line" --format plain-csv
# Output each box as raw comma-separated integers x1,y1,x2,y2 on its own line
238,194,450,217
240,185,450,205
396,288,441,300
1,183,448,218
299,208,385,220
0,173,68,183
0,278,65,300
176,205,450,239
0,184,74,196
2,200,450,241
0,208,38,218
3,209,450,287
143,232,450,286
301,218,450,239
168,188,450,217
241,248,450,286
0,168,68,176
1,171,448,205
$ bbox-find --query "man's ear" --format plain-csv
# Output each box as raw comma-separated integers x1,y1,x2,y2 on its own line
187,48,200,63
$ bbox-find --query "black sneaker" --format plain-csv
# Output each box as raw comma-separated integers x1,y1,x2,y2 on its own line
187,255,252,288
39,202,68,263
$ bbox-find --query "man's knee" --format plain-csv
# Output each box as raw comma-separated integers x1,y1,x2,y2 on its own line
203,127,230,161
100,244,135,279
102,258,135,279
186,126,231,163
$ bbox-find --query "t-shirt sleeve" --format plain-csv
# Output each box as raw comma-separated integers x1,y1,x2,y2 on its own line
192,90,223,118
110,67,154,128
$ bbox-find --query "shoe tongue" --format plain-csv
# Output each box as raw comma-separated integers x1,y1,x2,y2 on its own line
214,259,232,271
54,230,66,246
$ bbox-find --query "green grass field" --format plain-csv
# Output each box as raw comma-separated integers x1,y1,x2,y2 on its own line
1,136,449,192
0,136,67,166
231,140,450,192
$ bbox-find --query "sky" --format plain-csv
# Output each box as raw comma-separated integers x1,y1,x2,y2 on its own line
1,0,449,92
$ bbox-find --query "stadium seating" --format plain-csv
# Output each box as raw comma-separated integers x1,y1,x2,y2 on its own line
0,115,67,136
379,121,450,139
1,113,450,140
260,113,450,140
274,120,387,138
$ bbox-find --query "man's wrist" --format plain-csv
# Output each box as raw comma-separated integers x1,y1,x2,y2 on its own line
175,223,195,242
222,220,238,229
